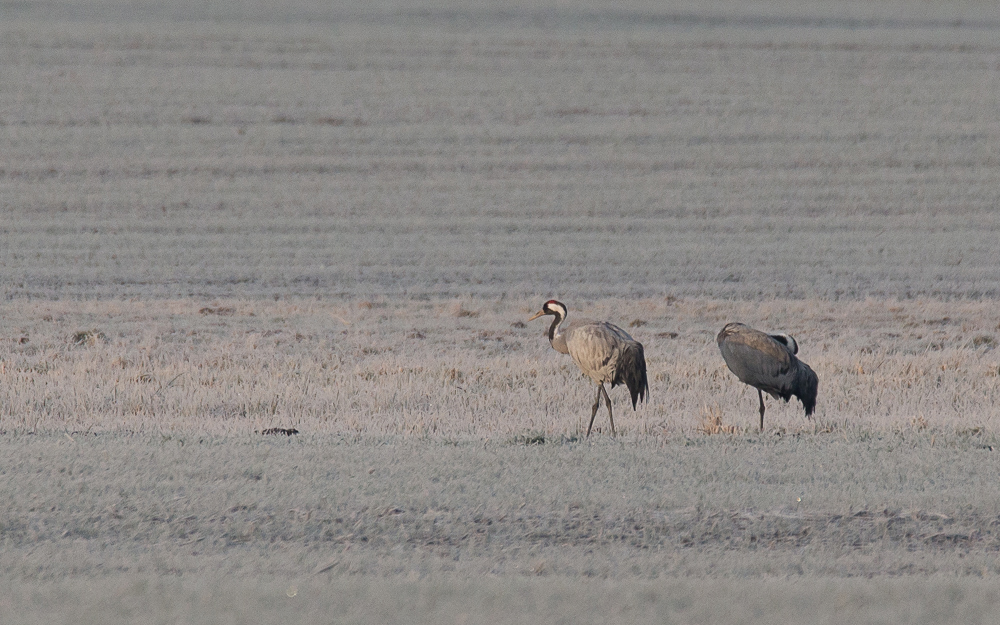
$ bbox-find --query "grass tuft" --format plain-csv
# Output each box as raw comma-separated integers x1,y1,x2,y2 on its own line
698,405,738,436
513,433,547,445
970,335,997,350
258,427,299,436
71,329,107,347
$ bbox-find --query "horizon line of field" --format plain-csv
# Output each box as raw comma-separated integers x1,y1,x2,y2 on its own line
5,287,1000,302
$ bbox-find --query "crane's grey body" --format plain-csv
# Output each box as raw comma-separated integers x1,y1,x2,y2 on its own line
530,300,648,437
717,322,818,430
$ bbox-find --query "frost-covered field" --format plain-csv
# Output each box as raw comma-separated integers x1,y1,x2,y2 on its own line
3,0,1000,621
1,297,998,436
2,1,1000,301
3,433,1000,624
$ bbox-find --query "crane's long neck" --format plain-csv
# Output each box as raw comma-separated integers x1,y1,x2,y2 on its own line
548,311,569,354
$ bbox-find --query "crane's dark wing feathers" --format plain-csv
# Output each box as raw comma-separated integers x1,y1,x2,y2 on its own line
718,323,819,418
794,360,819,416
612,340,648,409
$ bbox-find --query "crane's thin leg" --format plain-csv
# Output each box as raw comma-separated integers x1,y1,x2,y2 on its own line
757,388,766,431
587,385,602,437
600,384,615,436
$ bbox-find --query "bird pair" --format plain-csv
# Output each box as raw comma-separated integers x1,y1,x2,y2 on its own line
528,300,818,435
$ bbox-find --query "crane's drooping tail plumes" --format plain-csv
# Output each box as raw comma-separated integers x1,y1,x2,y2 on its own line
794,361,818,416
612,341,648,410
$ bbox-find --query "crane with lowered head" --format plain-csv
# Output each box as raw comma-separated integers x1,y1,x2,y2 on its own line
717,322,818,430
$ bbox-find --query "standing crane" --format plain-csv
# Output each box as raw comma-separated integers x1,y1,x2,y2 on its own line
717,322,818,430
529,300,648,437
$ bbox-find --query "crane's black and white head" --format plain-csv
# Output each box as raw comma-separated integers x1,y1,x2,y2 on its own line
528,299,567,322
769,333,799,355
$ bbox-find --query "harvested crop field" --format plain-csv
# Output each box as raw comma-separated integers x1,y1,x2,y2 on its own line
2,0,1000,622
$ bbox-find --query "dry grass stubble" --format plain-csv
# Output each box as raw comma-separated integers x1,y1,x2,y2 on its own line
1,297,998,436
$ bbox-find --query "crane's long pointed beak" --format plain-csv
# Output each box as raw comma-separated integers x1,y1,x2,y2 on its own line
528,310,546,321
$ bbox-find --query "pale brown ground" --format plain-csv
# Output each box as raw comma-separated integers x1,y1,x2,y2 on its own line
1,297,998,436
3,0,1000,622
